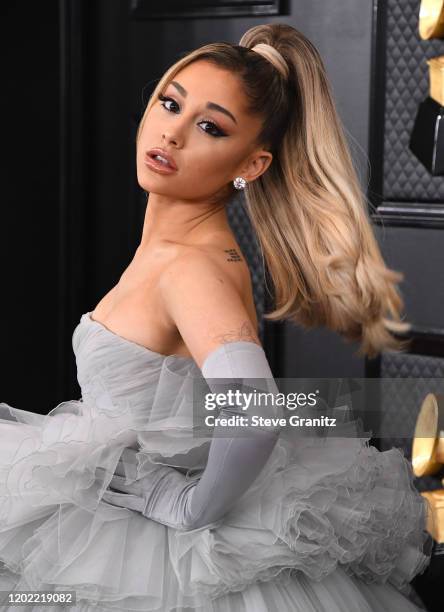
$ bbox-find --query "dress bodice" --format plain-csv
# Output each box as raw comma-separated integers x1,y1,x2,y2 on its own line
73,312,199,408
71,312,211,472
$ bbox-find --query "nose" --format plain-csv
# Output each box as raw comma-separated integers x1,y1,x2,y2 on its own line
162,128,183,148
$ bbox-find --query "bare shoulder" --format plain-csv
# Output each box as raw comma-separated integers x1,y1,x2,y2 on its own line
163,242,247,288
158,245,261,369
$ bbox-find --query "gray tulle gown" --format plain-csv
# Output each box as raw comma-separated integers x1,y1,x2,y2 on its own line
0,311,433,611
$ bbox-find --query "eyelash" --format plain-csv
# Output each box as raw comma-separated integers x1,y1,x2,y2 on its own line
157,94,227,138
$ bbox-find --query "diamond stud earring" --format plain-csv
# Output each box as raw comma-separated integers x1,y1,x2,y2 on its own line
233,176,247,190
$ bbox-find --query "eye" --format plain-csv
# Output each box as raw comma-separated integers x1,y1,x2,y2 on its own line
157,94,228,138
158,94,179,113
198,119,226,138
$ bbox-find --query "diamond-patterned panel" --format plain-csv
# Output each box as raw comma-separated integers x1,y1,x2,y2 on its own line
383,0,444,200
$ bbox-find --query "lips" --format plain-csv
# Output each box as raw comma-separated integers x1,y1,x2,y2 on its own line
145,148,178,170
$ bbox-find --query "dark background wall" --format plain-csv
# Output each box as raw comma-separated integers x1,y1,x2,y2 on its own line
1,2,60,412
1,0,442,406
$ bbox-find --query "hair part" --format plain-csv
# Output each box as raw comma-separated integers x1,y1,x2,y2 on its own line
137,23,411,359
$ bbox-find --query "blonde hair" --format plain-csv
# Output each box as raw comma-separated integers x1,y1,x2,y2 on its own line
136,23,411,359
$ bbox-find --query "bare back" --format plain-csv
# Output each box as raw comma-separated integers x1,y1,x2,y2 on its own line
90,232,259,359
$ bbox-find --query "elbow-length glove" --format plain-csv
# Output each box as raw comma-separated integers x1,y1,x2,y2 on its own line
102,340,282,532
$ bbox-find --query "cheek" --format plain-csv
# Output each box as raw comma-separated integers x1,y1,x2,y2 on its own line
179,152,234,195
186,139,238,177
136,109,159,149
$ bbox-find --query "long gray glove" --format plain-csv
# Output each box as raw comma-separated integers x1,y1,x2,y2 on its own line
102,340,282,532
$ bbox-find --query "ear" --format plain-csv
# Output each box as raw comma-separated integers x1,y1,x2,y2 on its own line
238,149,273,183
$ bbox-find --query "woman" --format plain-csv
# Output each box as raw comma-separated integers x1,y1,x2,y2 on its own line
0,23,433,611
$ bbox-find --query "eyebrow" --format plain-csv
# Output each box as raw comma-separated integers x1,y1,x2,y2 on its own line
170,81,237,125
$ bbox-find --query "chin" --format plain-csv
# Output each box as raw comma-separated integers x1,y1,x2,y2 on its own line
137,179,176,198
136,171,158,194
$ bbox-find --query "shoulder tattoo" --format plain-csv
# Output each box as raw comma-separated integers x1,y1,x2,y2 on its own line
224,248,242,262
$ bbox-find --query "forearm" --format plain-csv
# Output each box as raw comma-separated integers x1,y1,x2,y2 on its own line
183,422,280,530
139,417,279,531
142,343,281,531
104,341,282,531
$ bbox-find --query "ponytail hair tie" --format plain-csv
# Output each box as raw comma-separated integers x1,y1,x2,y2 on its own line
250,43,289,80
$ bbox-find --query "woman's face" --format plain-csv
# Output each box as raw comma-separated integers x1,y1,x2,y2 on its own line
136,59,272,202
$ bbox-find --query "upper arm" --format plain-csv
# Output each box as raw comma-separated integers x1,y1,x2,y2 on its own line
159,252,261,369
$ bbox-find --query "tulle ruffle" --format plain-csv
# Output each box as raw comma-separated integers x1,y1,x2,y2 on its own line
0,312,432,611
164,422,432,602
0,562,429,612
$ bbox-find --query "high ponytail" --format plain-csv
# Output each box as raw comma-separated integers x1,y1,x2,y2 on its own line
136,23,411,359
238,23,411,359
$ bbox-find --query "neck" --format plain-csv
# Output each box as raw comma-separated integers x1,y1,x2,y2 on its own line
138,191,232,250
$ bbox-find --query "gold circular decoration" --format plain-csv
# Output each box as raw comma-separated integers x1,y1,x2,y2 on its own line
419,0,444,39
412,392,444,477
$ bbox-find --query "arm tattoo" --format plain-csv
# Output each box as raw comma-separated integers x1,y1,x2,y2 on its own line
214,321,260,346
